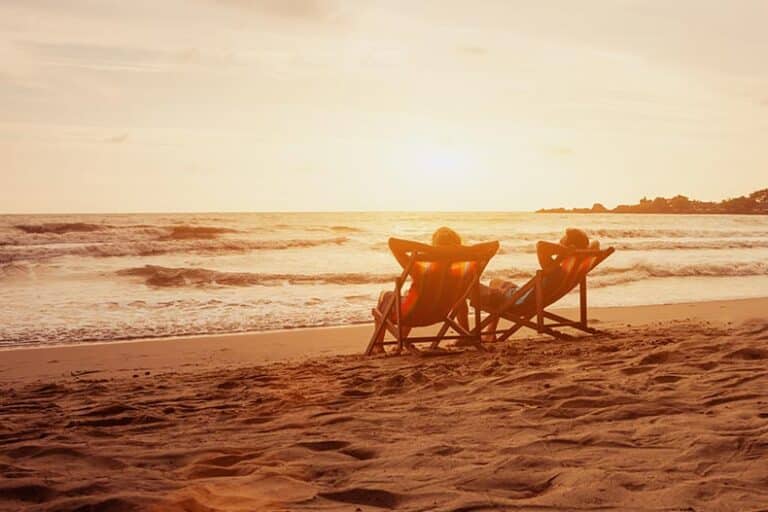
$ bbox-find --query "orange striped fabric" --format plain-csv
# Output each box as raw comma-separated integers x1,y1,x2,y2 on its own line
396,260,478,327
514,253,599,313
543,254,597,304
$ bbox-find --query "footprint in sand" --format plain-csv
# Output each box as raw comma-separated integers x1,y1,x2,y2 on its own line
723,347,768,361
296,440,378,461
297,440,350,451
0,483,58,504
318,488,401,509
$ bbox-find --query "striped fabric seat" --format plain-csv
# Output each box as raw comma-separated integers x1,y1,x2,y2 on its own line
478,247,614,342
399,260,479,327
366,238,499,355
514,252,602,314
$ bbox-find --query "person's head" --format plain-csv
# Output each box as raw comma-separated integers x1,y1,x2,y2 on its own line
559,228,589,249
432,226,462,247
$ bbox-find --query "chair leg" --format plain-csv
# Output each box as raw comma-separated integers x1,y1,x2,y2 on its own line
495,321,525,343
579,276,588,329
535,272,544,333
395,291,404,353
365,310,385,355
365,295,395,355
430,322,452,349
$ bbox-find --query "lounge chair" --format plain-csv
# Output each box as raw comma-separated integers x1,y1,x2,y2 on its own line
365,238,499,355
476,247,615,342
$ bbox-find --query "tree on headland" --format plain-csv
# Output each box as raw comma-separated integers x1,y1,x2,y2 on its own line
721,195,757,213
537,188,768,214
651,197,669,212
669,195,692,212
749,189,768,210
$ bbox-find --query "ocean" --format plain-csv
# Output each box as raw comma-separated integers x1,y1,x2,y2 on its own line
1,212,767,348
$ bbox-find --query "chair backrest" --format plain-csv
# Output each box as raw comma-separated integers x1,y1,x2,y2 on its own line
389,238,499,327
516,247,614,313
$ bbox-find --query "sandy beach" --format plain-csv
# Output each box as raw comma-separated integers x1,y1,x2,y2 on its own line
1,298,767,511
5,0,768,510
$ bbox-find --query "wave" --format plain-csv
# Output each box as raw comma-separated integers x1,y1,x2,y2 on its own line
14,222,108,234
330,225,365,233
554,228,768,240
269,223,366,233
585,228,768,240
10,223,237,240
116,260,768,290
372,238,768,255
610,239,768,251
159,225,238,240
486,261,768,289
406,228,768,244
595,261,768,279
117,265,395,287
0,236,350,262
515,239,768,254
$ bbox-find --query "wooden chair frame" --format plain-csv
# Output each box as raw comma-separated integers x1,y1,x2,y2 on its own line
478,248,615,343
365,240,498,355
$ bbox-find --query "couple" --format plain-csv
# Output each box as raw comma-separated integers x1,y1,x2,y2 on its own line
372,226,600,347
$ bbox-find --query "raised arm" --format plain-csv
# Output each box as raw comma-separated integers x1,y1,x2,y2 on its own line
388,237,500,269
536,241,573,271
388,238,433,269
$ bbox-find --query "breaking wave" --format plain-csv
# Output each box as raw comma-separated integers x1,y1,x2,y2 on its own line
159,225,238,240
373,238,768,255
499,239,768,254
116,261,768,289
3,211,768,347
330,225,366,233
609,239,768,251
594,261,768,279
14,222,108,234
433,228,768,243
487,261,768,290
587,261,768,288
0,237,350,263
583,228,768,239
117,265,394,287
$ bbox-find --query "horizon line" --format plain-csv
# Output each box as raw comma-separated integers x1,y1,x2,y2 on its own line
0,209,538,216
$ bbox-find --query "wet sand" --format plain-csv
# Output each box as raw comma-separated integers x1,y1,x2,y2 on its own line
1,298,767,511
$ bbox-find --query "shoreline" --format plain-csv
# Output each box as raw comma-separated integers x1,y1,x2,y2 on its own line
2,296,766,385
3,294,766,353
2,297,767,510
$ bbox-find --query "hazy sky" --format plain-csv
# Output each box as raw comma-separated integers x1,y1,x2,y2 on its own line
2,0,767,213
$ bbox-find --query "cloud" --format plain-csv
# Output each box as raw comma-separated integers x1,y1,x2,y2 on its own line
459,46,487,56
18,41,164,71
104,133,128,144
546,146,573,156
176,48,201,64
213,0,331,19
17,41,234,72
0,71,50,101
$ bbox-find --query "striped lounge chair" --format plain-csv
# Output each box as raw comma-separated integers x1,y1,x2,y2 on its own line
365,238,499,355
476,247,615,342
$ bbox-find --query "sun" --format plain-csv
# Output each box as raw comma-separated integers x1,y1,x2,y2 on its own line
396,142,475,185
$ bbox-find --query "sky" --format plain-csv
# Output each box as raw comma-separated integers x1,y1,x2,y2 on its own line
1,0,767,213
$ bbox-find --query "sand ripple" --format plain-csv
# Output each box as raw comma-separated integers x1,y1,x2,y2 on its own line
2,320,768,510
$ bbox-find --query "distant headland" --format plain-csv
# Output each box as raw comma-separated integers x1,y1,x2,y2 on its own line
537,188,768,215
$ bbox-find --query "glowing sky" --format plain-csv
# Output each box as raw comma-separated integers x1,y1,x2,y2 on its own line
2,0,767,213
